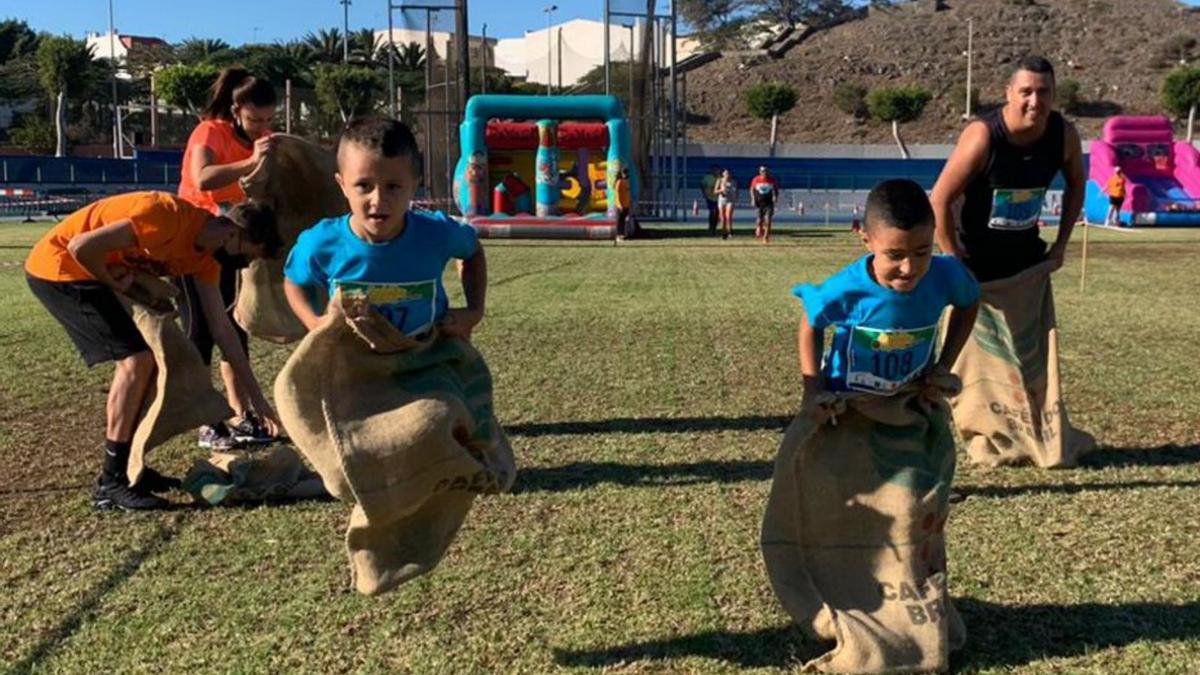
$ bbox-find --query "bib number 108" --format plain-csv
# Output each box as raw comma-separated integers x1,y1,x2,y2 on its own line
872,351,916,380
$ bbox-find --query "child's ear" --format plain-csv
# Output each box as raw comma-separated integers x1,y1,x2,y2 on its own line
334,172,344,190
860,229,871,249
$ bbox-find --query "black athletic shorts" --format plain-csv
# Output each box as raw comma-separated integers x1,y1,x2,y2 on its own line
174,257,247,366
26,273,148,367
757,202,775,218
1109,196,1123,208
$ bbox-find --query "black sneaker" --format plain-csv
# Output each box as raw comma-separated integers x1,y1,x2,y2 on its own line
228,413,274,445
93,474,169,511
198,423,238,450
136,467,182,493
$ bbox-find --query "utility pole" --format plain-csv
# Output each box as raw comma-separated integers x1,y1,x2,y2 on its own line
603,0,610,95
481,22,488,94
557,27,562,93
108,0,120,158
964,17,974,119
341,0,351,63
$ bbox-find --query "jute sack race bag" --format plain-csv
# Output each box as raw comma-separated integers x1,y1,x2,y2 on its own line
761,380,965,674
122,274,232,487
275,291,516,596
235,134,344,343
182,445,328,506
949,260,1095,468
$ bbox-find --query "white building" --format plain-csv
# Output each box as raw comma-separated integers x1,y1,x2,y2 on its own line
375,28,495,68
493,18,699,87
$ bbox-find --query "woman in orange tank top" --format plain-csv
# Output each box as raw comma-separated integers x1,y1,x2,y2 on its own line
178,67,280,449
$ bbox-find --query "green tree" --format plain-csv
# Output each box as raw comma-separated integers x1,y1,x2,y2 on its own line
175,37,233,65
867,85,930,159
350,28,380,65
155,63,221,116
9,113,55,154
0,19,39,64
36,35,96,156
304,29,344,65
239,43,312,87
745,81,796,147
1162,66,1200,142
314,63,383,129
1057,78,1083,115
832,81,867,117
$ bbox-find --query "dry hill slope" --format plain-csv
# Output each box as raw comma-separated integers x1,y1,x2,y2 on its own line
684,0,1200,145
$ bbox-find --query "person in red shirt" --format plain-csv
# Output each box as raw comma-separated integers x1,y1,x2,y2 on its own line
25,192,282,510
750,165,781,243
178,67,279,449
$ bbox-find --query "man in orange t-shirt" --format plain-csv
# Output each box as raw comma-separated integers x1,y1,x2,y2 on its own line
1105,166,1126,227
25,191,283,510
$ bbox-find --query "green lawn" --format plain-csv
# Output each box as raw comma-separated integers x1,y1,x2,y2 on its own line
1,221,1198,674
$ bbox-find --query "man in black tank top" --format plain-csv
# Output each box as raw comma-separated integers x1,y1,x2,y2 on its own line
931,56,1084,282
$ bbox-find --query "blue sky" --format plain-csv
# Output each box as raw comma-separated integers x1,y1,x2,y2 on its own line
10,0,648,44
12,1,1200,46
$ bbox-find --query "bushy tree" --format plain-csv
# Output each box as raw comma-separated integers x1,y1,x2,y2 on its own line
1162,66,1200,141
175,37,233,65
314,63,383,128
1057,78,1083,115
745,81,797,119
36,35,97,156
155,63,221,115
867,85,930,158
9,113,55,154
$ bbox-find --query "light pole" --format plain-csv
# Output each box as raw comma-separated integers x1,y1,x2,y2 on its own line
340,0,351,63
963,17,973,119
624,23,634,107
481,22,487,94
544,4,557,95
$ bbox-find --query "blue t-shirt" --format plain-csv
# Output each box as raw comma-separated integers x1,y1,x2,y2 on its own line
793,254,980,394
284,210,479,336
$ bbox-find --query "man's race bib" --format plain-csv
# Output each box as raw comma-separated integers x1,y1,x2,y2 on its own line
845,324,937,394
988,188,1046,231
334,279,438,336
755,183,774,195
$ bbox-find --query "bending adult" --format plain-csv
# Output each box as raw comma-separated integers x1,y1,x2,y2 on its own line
931,55,1084,280
178,66,278,449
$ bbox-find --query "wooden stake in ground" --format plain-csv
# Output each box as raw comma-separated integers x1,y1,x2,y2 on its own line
1079,220,1090,293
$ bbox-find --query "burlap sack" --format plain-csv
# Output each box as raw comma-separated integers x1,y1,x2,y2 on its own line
122,274,232,487
274,292,516,596
949,260,1095,468
761,385,965,674
181,445,328,505
235,134,345,343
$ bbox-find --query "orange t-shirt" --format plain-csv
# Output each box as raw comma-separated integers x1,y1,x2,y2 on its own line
178,119,253,215
25,191,220,284
615,178,632,210
1107,175,1126,200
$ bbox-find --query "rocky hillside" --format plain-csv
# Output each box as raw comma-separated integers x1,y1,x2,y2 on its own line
684,0,1200,145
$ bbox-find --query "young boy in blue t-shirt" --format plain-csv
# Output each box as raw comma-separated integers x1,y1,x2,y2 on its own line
283,117,485,338
794,179,980,420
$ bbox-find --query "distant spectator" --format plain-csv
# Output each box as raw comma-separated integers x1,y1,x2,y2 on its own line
750,165,781,243
715,169,737,240
700,165,720,235
614,167,633,240
1105,166,1126,227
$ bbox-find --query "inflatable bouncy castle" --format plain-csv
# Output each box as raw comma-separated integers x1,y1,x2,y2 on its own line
452,94,637,239
1085,116,1200,227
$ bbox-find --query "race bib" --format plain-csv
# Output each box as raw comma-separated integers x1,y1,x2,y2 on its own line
334,279,438,336
845,324,937,394
755,183,774,195
988,188,1046,231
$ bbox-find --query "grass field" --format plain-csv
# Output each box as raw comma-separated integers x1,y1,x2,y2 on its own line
2,221,1199,674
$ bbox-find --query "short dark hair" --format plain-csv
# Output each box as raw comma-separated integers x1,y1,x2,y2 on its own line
336,117,421,166
225,201,282,258
1013,55,1055,83
864,179,934,231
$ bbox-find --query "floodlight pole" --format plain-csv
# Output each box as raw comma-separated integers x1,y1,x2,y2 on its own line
341,0,351,63
108,0,120,158
964,17,973,119
603,0,611,95
669,0,677,222
388,1,396,116
425,9,434,196
481,22,487,94
544,5,557,95
455,0,469,109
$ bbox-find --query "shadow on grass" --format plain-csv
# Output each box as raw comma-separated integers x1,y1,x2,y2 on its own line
513,459,772,493
635,227,834,240
8,515,186,674
553,599,1200,671
959,478,1200,499
1079,444,1200,468
506,414,792,437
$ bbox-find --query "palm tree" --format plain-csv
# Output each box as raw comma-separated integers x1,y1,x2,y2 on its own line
175,37,232,65
303,29,343,65
350,28,380,65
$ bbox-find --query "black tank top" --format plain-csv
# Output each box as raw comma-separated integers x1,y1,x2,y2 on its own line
959,108,1064,281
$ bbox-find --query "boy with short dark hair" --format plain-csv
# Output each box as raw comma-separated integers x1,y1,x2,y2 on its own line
25,191,283,510
283,117,486,340
794,179,980,418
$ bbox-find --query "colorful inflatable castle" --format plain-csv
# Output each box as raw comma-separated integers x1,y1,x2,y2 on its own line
452,94,637,239
1085,116,1200,227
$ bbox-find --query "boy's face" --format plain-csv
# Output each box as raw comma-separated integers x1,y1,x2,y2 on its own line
861,220,935,292
335,141,418,240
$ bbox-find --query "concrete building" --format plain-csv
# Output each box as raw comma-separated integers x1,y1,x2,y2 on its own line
375,28,496,69
493,18,699,88
85,30,169,73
